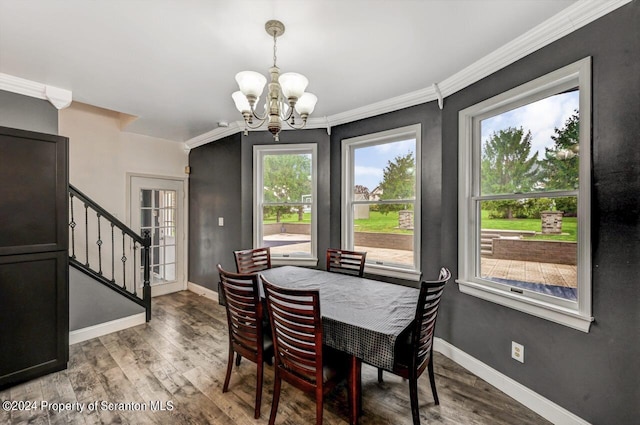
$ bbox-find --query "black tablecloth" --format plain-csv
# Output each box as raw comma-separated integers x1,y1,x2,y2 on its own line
260,266,419,371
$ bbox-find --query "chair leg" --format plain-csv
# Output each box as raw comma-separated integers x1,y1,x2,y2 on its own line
223,348,234,392
255,359,264,419
378,368,384,383
268,375,281,425
409,376,421,425
315,387,323,425
236,354,242,366
427,354,439,405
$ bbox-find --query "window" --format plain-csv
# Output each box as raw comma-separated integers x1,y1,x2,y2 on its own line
254,143,317,266
342,124,421,281
458,58,592,332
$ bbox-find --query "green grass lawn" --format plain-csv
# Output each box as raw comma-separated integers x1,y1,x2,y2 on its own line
265,210,576,241
481,210,577,241
265,211,412,234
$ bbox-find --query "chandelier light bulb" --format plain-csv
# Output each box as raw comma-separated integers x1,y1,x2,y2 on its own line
295,92,318,115
232,91,252,113
235,71,267,99
279,72,309,100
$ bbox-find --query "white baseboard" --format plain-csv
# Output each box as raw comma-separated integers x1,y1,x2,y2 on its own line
69,313,146,345
433,337,590,425
150,280,186,297
187,281,220,304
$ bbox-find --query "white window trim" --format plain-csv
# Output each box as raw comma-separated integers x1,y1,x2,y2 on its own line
341,124,422,281
458,57,593,332
253,143,318,267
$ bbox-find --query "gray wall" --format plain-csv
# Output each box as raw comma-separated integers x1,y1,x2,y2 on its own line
439,2,640,423
69,267,144,330
187,3,639,422
0,90,58,134
188,133,243,289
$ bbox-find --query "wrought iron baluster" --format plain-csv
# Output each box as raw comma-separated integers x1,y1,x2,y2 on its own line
69,193,76,259
111,223,115,283
96,212,103,275
122,231,127,290
84,203,89,267
142,229,151,322
133,242,138,296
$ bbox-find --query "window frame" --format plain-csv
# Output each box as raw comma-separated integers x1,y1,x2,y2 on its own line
458,57,593,332
253,143,318,267
341,124,422,281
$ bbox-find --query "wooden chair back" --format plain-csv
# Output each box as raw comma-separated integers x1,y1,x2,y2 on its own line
234,247,271,274
326,248,366,277
411,267,451,375
262,277,323,393
218,264,265,361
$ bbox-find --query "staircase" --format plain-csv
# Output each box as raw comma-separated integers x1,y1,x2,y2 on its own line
481,231,500,256
68,184,152,322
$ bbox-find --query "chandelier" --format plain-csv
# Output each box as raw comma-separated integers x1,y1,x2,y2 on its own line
232,20,317,141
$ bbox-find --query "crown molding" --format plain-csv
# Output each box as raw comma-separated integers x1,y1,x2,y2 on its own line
186,120,245,149
0,73,72,109
187,0,631,147
438,0,633,98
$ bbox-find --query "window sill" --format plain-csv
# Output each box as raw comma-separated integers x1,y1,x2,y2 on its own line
272,257,318,268
457,279,593,332
365,264,421,282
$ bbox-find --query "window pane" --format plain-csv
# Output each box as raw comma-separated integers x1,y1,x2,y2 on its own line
478,197,577,300
353,203,414,268
262,204,311,257
480,90,579,195
262,153,312,203
353,139,416,201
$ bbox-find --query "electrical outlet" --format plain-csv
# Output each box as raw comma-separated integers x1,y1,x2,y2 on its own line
218,217,224,226
512,341,524,363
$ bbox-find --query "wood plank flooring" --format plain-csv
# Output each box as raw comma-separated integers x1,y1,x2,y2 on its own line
0,291,551,425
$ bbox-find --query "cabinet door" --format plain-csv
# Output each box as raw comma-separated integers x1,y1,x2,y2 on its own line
0,127,68,256
0,251,69,388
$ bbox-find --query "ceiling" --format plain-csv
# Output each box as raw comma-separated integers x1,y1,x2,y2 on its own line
0,0,580,143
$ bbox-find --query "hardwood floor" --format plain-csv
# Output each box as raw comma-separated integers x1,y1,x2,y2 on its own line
1,291,551,424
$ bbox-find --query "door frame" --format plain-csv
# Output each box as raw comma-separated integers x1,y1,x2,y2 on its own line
126,172,188,297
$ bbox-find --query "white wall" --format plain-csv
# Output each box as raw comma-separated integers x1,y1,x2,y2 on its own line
59,102,188,223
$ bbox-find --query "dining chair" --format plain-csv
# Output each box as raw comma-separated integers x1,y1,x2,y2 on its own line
377,267,451,425
326,248,367,277
234,247,272,274
217,264,273,419
261,276,350,425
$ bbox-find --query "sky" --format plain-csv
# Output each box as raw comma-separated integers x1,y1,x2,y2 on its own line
480,90,579,158
354,138,415,191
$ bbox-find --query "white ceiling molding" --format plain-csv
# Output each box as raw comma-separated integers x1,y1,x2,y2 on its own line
0,73,72,109
437,0,633,99
186,0,631,149
186,120,246,150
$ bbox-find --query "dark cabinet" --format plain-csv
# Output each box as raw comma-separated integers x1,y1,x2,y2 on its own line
0,126,69,389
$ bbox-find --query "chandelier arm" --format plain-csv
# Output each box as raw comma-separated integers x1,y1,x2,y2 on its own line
249,104,268,122
280,104,295,121
283,118,308,130
244,117,269,130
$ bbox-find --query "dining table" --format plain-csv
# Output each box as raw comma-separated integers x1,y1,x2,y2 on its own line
259,265,419,425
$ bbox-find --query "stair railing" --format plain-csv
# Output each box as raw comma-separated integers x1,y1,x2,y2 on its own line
68,184,151,321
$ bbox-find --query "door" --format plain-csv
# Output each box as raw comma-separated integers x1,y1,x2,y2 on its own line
130,176,185,296
0,126,69,389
